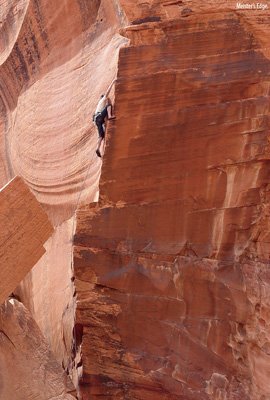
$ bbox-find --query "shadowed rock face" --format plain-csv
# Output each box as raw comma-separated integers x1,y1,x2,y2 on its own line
74,2,270,399
0,298,76,399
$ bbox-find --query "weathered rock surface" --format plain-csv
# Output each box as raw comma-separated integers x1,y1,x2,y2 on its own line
0,298,76,399
0,175,53,305
74,2,270,399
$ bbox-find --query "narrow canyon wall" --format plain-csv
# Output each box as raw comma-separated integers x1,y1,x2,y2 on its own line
74,2,270,399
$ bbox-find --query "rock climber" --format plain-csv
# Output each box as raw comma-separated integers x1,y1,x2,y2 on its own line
93,79,116,158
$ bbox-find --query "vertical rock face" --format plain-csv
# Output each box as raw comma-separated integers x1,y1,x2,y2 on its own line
0,176,53,305
74,2,270,399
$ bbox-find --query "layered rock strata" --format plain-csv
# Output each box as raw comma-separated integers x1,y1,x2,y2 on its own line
74,4,270,399
0,176,53,305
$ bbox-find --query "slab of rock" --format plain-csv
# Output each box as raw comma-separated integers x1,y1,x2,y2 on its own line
0,298,76,399
0,176,53,305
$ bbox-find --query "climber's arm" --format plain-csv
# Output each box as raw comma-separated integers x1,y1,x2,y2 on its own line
104,78,116,97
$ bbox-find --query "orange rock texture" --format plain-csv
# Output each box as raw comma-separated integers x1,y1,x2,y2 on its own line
74,1,270,399
0,176,53,305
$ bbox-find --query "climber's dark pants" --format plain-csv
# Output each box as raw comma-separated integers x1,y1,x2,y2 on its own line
94,107,108,139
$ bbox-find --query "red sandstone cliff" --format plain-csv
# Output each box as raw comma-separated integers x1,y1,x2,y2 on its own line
0,0,270,399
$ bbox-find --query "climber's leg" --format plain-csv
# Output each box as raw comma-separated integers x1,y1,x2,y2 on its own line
94,104,114,158
96,136,103,158
95,117,105,158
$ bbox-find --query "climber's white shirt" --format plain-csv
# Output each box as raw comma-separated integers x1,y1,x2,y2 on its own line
95,96,107,114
